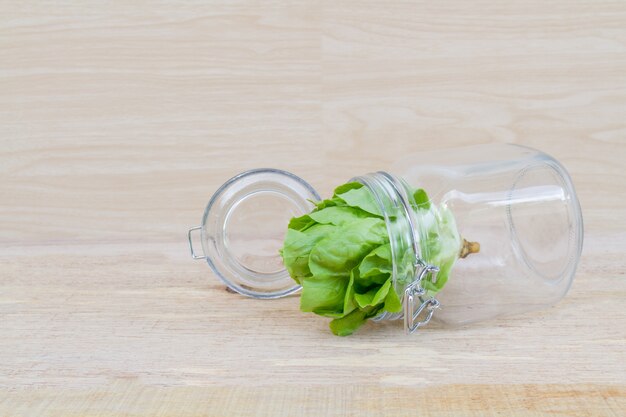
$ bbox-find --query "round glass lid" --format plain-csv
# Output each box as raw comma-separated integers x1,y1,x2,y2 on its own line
198,168,319,298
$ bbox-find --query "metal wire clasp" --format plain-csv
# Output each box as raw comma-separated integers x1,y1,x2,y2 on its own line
404,265,441,334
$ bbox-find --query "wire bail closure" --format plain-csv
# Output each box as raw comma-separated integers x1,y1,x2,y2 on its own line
404,264,441,334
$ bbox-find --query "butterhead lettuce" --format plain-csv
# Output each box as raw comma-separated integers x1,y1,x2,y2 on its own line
281,182,465,336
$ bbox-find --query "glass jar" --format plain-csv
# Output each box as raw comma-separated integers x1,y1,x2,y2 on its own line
188,144,583,334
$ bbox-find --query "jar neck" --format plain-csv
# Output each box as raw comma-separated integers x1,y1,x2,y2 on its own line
352,172,422,321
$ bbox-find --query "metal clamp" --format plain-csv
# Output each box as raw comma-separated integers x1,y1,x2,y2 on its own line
404,265,440,334
188,226,206,260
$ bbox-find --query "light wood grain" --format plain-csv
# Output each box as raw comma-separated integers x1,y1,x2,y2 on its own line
1,1,625,416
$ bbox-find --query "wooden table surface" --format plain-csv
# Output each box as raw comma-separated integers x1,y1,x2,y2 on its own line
1,1,625,416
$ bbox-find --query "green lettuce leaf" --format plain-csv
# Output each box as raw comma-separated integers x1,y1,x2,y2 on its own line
308,206,371,226
281,225,335,283
329,305,382,336
300,275,353,317
308,217,387,278
335,186,383,217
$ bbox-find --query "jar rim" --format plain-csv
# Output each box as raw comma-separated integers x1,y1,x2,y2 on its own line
198,168,320,299
352,171,422,321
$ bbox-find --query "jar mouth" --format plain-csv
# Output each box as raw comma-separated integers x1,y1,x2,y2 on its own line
351,171,422,321
199,168,320,299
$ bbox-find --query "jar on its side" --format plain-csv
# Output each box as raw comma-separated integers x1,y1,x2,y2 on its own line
188,144,583,334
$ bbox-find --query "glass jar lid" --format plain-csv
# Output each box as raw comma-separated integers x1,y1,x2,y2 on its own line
189,168,320,298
